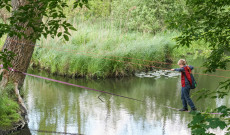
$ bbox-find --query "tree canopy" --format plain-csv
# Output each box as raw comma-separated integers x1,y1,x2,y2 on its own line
0,0,88,70
169,0,230,72
0,0,88,41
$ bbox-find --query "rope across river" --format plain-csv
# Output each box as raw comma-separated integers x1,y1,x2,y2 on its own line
21,70,223,115
5,66,224,114
24,72,144,102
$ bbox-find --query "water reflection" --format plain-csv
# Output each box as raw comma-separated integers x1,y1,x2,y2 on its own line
14,67,229,135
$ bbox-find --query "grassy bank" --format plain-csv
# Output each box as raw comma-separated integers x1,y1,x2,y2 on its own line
0,83,21,130
31,19,178,78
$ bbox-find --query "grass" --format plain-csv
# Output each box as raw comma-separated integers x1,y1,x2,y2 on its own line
31,19,178,78
0,83,21,130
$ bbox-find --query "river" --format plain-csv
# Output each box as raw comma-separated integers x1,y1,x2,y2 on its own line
13,60,230,135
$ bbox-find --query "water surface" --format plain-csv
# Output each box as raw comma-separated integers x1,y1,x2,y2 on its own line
15,62,230,135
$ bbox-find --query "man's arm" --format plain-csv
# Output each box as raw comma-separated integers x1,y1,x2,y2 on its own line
171,67,185,72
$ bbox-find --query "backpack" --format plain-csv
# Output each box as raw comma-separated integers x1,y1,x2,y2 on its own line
183,66,197,89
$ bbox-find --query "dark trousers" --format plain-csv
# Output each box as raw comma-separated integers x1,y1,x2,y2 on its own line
181,86,196,109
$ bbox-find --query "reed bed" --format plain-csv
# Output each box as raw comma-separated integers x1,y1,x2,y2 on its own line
32,19,177,78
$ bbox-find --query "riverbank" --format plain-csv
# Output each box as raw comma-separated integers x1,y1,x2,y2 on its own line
0,83,26,135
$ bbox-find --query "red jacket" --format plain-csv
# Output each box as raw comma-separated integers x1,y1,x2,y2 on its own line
174,65,194,87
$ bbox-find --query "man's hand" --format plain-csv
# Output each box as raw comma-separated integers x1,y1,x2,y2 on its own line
171,69,175,71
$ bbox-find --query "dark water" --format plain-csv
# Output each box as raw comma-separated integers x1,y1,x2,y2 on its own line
14,61,230,135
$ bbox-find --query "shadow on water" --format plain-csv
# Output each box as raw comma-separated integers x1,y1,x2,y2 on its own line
14,59,230,135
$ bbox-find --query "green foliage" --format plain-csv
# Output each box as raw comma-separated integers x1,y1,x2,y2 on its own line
74,0,89,8
190,80,230,134
111,0,182,33
168,0,230,73
0,0,88,41
188,112,227,135
172,40,211,59
0,49,16,70
0,0,88,70
86,0,110,17
188,105,230,135
0,84,21,129
0,0,11,9
67,0,185,34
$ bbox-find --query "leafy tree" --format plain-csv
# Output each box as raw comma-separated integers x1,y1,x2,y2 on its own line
168,0,230,134
112,0,182,33
0,0,88,88
86,0,111,18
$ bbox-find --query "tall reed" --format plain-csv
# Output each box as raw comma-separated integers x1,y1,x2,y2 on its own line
32,19,177,78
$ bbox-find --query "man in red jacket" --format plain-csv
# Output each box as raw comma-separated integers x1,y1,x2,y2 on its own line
171,59,197,112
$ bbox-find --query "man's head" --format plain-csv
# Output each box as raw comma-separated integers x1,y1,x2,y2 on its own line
177,59,186,68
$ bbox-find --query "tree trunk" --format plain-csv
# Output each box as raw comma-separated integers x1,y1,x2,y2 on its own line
2,0,42,88
2,36,35,88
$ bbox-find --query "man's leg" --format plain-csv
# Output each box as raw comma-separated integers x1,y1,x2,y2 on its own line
181,87,188,110
182,86,196,110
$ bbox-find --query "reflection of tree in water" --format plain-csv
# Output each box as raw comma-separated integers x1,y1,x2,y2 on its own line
22,71,228,134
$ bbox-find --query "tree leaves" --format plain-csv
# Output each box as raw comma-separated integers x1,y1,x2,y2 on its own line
5,5,10,12
74,0,89,8
0,49,16,70
63,34,69,41
0,0,11,9
0,0,88,42
0,0,89,71
206,118,227,129
188,112,227,135
57,32,62,37
69,26,77,31
168,0,230,73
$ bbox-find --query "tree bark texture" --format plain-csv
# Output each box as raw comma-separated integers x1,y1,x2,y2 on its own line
2,0,42,88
